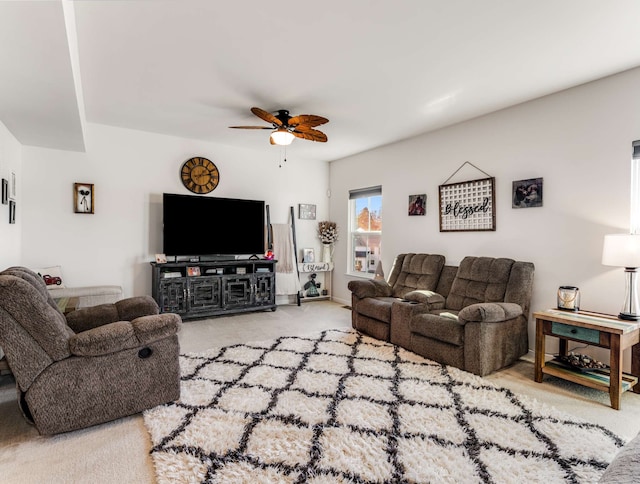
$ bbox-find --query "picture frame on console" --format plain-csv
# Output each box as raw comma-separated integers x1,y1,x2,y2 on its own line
187,266,201,277
303,248,315,263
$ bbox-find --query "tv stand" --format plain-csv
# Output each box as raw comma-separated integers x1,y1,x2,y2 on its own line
150,259,276,320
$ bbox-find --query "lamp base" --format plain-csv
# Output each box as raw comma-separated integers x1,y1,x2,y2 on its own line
619,312,640,321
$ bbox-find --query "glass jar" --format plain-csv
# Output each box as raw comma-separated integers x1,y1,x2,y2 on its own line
557,286,580,311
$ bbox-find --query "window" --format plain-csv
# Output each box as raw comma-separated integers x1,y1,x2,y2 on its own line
349,186,382,276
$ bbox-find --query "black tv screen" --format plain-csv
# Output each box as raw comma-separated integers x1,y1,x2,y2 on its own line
163,193,265,257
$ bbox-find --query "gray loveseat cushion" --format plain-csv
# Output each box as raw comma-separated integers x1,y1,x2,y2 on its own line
599,431,640,483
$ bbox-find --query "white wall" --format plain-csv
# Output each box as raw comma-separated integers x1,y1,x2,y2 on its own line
329,66,640,362
20,123,329,297
0,121,21,268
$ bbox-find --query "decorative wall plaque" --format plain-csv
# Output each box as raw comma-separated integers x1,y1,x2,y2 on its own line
438,177,495,232
298,203,316,220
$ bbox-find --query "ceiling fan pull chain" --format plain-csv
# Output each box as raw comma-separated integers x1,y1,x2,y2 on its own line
278,145,287,168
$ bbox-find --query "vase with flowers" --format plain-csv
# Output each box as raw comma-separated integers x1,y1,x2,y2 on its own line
318,221,338,263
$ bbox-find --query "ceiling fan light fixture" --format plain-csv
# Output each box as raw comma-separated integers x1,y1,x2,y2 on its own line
270,128,295,146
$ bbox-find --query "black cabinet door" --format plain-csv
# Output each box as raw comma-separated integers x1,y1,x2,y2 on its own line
158,279,187,313
254,274,275,306
189,277,221,311
223,276,252,308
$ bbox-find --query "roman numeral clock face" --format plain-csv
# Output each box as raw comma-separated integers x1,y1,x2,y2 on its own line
180,157,220,194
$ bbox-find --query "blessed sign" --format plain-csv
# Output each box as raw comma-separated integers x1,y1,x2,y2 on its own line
439,177,496,232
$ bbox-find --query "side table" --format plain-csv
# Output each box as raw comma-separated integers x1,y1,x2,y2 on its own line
534,309,640,410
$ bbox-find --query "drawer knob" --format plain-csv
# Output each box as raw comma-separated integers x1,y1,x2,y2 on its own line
571,329,577,334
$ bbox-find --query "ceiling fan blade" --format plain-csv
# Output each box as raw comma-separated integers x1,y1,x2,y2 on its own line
292,128,328,142
288,114,329,128
229,125,273,129
251,107,283,127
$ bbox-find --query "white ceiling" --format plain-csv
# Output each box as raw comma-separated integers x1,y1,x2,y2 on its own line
1,1,640,162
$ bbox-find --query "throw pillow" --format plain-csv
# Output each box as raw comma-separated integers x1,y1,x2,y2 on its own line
32,265,66,289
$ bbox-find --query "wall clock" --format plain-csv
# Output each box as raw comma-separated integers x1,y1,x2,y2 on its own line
180,157,220,194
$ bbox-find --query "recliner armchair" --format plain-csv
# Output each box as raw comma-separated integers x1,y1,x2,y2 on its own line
348,253,446,341
0,266,182,435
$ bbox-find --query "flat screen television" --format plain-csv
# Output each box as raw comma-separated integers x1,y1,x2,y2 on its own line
163,193,265,258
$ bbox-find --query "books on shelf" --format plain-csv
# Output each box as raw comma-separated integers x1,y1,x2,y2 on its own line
163,272,182,278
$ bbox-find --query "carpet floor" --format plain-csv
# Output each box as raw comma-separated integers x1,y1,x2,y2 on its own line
143,328,626,483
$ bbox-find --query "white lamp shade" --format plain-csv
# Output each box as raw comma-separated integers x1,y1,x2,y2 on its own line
602,234,640,267
270,129,294,146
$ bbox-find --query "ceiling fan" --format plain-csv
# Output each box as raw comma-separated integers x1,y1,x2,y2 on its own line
229,107,328,145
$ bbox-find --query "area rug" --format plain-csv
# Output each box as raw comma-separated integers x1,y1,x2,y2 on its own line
143,328,626,483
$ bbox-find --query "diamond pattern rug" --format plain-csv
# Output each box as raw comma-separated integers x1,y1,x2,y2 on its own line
143,328,626,483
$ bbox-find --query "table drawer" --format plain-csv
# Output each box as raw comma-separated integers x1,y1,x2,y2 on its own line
551,322,600,343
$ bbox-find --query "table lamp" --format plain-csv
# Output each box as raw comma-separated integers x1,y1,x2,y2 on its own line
602,233,640,320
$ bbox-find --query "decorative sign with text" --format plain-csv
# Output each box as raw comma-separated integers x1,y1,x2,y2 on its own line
438,177,496,232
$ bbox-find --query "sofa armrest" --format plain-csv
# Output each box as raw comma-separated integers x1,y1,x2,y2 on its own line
69,313,181,357
115,296,160,321
66,296,160,333
347,279,392,298
403,290,446,309
132,313,182,345
458,302,523,324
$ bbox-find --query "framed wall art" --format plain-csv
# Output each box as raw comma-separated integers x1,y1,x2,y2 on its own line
1,178,7,204
9,172,16,200
512,177,543,208
9,200,15,224
74,183,94,214
438,177,496,232
408,194,426,216
299,203,317,220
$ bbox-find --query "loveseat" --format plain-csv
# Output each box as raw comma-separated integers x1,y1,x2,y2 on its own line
348,253,535,376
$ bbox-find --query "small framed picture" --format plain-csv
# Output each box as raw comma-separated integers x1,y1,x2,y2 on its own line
187,266,201,276
512,178,543,208
1,178,7,204
303,248,315,263
155,253,167,264
408,194,426,216
299,203,317,220
9,172,16,200
74,183,94,214
9,200,15,224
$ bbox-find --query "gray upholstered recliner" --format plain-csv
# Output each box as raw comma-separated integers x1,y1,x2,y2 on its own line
347,253,446,342
405,256,534,376
0,266,182,435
